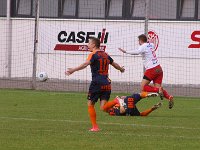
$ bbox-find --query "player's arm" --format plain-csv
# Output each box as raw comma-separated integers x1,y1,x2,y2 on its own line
108,55,125,73
111,61,125,73
118,48,142,55
65,60,91,76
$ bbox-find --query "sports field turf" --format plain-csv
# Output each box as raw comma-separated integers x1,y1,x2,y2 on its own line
0,89,200,150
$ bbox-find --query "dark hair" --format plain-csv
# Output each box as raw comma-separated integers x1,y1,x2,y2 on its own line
89,37,100,48
138,34,147,42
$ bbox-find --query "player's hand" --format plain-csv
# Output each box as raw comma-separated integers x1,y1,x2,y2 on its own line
118,48,126,53
65,68,75,76
120,66,125,73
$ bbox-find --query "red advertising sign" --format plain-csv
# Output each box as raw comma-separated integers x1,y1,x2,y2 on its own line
188,31,200,48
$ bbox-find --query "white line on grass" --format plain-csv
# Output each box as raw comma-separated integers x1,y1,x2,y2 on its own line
62,130,200,140
0,126,199,140
0,116,200,130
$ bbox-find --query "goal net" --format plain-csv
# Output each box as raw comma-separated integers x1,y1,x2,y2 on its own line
0,0,200,97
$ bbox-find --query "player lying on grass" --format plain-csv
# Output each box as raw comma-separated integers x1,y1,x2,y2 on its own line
104,92,161,116
118,34,174,109
66,37,125,132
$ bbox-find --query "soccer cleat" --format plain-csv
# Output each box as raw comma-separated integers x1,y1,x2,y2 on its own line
89,126,100,132
147,92,159,97
152,102,162,110
168,96,174,109
158,87,164,100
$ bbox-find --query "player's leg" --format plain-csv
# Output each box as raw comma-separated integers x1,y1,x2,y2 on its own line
99,87,118,112
141,78,151,91
100,100,109,111
140,108,153,116
87,100,99,131
87,82,100,132
140,102,162,116
101,98,118,112
142,66,164,99
154,75,174,109
141,78,162,94
155,83,173,100
140,91,159,98
153,66,174,108
99,83,121,112
101,96,124,112
153,83,164,100
141,70,162,93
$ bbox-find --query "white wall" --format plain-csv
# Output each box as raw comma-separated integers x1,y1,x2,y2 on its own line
0,19,8,77
0,18,200,85
11,19,35,78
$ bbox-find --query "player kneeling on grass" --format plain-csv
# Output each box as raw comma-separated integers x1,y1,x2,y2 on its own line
103,92,161,116
66,37,125,132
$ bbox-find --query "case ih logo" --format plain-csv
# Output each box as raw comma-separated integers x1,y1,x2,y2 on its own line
54,29,108,51
148,30,159,51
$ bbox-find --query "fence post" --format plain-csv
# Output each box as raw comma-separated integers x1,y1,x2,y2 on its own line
32,0,40,89
7,0,12,78
144,0,150,73
144,0,150,36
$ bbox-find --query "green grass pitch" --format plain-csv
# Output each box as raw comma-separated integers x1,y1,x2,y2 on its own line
0,89,200,150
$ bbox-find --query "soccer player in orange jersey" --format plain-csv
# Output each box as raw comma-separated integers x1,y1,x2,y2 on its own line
119,34,174,109
66,37,125,132
107,92,161,116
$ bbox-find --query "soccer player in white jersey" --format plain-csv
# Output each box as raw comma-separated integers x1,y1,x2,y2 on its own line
118,34,174,109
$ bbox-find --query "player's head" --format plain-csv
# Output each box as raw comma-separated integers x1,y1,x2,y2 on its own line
138,34,148,45
88,37,100,52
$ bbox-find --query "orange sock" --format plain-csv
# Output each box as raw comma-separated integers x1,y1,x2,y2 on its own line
140,108,153,116
140,92,148,98
88,105,97,127
102,99,118,112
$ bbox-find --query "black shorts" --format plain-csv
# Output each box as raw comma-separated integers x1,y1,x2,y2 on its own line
87,81,111,103
131,107,141,116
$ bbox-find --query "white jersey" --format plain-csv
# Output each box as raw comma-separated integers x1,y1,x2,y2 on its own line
126,43,159,70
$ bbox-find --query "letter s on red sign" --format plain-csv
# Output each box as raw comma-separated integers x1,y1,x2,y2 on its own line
188,31,200,48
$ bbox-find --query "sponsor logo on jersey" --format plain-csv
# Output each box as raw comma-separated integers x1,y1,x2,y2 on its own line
54,29,109,51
